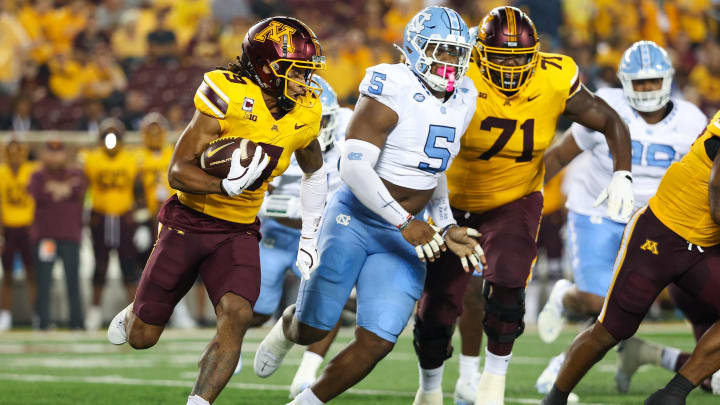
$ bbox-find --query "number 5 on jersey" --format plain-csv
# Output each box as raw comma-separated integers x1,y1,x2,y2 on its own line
419,125,456,174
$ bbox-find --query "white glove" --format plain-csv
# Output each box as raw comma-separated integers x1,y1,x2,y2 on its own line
221,146,270,197
259,194,301,218
133,225,152,251
594,170,634,223
296,237,320,280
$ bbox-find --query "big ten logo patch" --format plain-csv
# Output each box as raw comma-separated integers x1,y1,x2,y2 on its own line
640,239,659,255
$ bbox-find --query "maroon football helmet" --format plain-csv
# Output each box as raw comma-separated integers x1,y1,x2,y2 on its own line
474,6,539,92
241,17,326,109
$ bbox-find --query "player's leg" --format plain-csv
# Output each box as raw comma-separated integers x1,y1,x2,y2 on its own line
475,192,543,405
300,248,424,403
189,292,254,404
33,240,54,331
542,207,687,404
644,250,720,404
17,227,36,317
455,275,485,405
254,195,365,378
251,219,299,326
118,213,139,302
59,240,84,330
412,237,473,405
0,227,16,331
538,212,624,342
109,224,201,348
88,212,110,330
290,321,341,398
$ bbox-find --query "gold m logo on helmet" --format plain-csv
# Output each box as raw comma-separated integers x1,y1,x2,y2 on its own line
254,21,297,53
640,239,659,255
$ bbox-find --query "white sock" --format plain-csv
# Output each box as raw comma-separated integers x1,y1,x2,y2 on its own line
418,363,444,392
483,348,511,376
459,354,479,381
553,281,573,313
660,347,681,371
296,351,324,379
186,394,210,405
268,317,295,353
295,387,324,405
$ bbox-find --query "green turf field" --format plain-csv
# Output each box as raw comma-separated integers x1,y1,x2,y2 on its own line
0,323,715,404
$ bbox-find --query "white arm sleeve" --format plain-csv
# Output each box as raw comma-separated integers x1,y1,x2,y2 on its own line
427,173,456,230
299,164,328,238
340,138,412,228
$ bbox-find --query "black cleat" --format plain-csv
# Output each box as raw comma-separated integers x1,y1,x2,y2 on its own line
644,388,686,405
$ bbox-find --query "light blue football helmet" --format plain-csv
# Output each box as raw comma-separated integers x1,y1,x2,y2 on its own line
399,6,473,92
315,75,340,152
617,41,675,112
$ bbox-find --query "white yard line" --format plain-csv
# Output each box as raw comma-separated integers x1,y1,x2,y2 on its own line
0,373,618,405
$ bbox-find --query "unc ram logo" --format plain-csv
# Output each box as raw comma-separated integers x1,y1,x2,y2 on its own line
407,10,432,36
254,21,296,53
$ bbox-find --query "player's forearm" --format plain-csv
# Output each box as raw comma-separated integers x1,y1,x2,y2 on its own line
427,174,456,229
602,119,632,172
168,161,224,195
340,139,412,228
299,165,328,238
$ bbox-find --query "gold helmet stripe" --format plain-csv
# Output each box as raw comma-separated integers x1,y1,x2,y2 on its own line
505,7,516,37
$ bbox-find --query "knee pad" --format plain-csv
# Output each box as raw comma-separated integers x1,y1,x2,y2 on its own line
482,281,525,343
413,315,455,369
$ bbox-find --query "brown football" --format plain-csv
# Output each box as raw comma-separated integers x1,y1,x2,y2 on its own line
200,137,260,178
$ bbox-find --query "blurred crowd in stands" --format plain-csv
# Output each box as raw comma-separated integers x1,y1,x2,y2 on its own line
2,0,720,134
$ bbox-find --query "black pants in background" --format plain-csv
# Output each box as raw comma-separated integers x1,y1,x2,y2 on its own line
35,240,83,330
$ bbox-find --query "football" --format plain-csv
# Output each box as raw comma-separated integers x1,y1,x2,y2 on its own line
200,137,261,178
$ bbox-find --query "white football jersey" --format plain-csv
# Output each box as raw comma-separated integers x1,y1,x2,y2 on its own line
269,107,353,198
566,88,708,219
358,63,477,190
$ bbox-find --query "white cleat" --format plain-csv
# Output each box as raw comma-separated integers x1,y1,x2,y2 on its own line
0,310,11,332
615,337,661,393
289,377,313,399
536,353,580,402
454,376,479,405
412,388,443,405
107,307,128,345
474,372,504,405
86,305,103,331
537,279,571,343
254,318,294,378
711,370,720,395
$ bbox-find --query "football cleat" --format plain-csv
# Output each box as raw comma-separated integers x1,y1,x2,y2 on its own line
615,337,662,393
254,318,294,378
107,307,128,345
474,371,505,405
711,370,720,395
412,388,443,405
537,279,571,343
535,353,580,402
454,375,479,405
644,388,686,405
233,355,242,375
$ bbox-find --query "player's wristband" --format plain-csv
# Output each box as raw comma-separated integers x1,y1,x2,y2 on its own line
441,223,458,238
397,214,415,231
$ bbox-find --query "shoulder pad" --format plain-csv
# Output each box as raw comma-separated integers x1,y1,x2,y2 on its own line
194,70,247,120
358,63,409,114
536,53,581,98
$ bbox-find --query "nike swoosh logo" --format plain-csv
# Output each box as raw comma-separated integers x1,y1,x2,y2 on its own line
295,123,307,130
528,94,540,102
206,142,232,158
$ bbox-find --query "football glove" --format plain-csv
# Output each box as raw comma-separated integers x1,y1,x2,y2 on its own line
221,146,270,197
133,225,153,252
296,237,320,280
594,170,633,223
